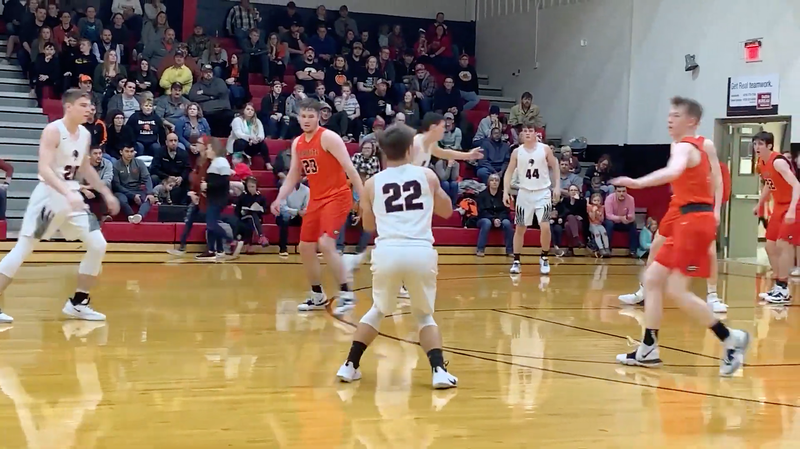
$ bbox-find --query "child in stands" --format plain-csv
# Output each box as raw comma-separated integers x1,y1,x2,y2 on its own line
230,152,252,196
153,176,177,204
235,176,269,251
588,192,610,257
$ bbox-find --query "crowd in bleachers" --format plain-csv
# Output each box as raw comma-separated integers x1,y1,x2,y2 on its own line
0,0,662,257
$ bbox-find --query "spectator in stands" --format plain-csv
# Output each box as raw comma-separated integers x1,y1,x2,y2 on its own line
174,103,211,154
433,77,462,124
91,29,122,64
324,55,349,98
433,151,459,206
150,132,190,203
356,56,381,98
284,84,305,138
308,23,336,65
379,26,391,49
337,82,361,140
226,0,264,50
395,90,420,128
361,79,392,128
241,28,270,83
235,177,270,248
77,6,103,44
307,5,329,36
637,217,657,258
83,103,107,147
1,0,28,65
30,26,56,62
133,59,158,94
229,103,271,169
142,11,169,47
455,54,479,111
440,112,462,149
200,41,229,79
378,47,397,91
223,53,248,109
197,139,236,260
351,139,380,182
104,110,134,160
388,25,406,58
339,29,357,56
296,47,324,93
346,41,365,74
476,173,513,257
587,192,609,256
154,82,188,128
44,3,58,29
65,39,96,90
53,10,77,49
111,0,143,38
266,32,287,82
283,20,307,67
30,41,60,107
108,79,140,122
169,144,210,255
144,0,167,23
276,1,303,35
127,97,165,157
560,145,581,174
359,30,378,57
428,24,453,73
583,154,614,198
311,82,335,110
275,180,310,256
80,146,112,220
472,105,499,146
603,185,638,257
77,75,103,116
189,64,234,137
427,12,448,38
395,111,406,125
558,157,582,199
556,184,587,256
109,13,130,50
15,4,45,76
396,51,416,83
260,80,288,139
411,63,436,113
273,145,291,187
159,51,193,95
60,35,78,87
477,128,510,184
113,144,155,224
142,28,176,70
509,92,543,129
413,33,429,62
334,5,357,39
187,25,210,59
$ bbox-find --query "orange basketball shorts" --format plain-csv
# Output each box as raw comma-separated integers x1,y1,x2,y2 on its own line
766,203,793,242
655,211,716,278
657,205,680,238
299,190,353,243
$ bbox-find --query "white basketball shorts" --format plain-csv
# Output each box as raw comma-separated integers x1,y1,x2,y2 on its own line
370,244,438,315
515,188,552,227
19,183,96,241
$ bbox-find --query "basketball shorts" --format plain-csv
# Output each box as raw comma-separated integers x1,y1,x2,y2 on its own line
657,204,680,238
655,211,716,278
19,183,98,241
515,188,551,227
370,244,438,315
766,203,792,242
299,189,352,243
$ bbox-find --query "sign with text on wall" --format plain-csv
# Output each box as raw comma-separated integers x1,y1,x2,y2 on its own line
726,74,779,117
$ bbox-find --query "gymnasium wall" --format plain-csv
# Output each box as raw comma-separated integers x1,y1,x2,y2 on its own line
243,0,476,21
476,0,800,145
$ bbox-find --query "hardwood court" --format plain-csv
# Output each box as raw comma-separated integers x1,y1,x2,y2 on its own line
0,254,793,448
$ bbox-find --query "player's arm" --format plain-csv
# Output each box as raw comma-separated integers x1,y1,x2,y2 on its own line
425,168,454,219
773,158,800,219
616,143,691,189
322,129,364,199
431,144,483,162
359,177,376,232
703,139,724,218
546,146,561,201
38,124,74,197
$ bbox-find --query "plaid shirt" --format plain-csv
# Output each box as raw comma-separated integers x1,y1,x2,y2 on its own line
352,153,380,179
226,5,258,35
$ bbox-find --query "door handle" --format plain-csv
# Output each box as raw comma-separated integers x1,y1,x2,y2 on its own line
733,194,760,200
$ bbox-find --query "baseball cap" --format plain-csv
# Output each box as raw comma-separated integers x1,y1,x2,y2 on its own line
320,102,331,111
201,63,213,71
305,46,315,53
489,105,500,115
170,82,183,90
174,49,186,57
444,112,455,120
78,74,92,83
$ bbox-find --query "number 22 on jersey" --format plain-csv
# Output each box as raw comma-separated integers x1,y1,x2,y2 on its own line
383,181,424,213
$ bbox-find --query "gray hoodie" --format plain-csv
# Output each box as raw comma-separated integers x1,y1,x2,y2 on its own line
92,157,113,188
188,77,231,114
112,157,153,195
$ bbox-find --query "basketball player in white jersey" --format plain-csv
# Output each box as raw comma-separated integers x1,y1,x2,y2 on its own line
336,124,458,389
503,121,560,275
0,90,120,323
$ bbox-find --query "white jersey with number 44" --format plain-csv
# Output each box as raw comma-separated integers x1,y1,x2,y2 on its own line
515,142,551,192
371,164,434,247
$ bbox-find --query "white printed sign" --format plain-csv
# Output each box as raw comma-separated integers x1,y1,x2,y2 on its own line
727,74,779,116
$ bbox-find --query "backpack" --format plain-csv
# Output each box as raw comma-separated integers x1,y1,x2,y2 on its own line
457,197,479,228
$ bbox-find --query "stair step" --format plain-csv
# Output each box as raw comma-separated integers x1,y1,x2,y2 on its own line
2,144,45,158
0,97,38,108
0,91,34,99
479,95,516,104
7,178,38,197
1,137,39,146
0,126,42,140
0,111,48,123
0,120,45,129
480,85,503,95
0,77,28,85
3,161,36,174
0,52,16,60
0,64,22,73
0,83,30,93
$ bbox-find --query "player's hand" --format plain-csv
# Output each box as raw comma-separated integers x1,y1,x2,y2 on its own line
270,199,281,216
753,205,760,216
66,190,87,211
503,191,512,208
610,176,637,189
82,188,95,199
786,210,796,224
103,192,120,215
466,148,484,161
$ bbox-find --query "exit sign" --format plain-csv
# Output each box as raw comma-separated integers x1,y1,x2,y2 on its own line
744,39,762,63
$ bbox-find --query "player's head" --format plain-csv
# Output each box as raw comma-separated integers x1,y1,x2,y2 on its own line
420,112,446,141
668,96,703,139
378,124,416,163
62,88,92,122
752,131,775,157
297,98,321,133
520,119,538,144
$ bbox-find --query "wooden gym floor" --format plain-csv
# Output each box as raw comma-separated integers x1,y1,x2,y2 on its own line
0,248,794,449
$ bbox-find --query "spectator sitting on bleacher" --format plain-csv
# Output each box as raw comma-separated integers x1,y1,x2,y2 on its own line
189,64,234,137
81,146,112,221
556,184,587,255
65,39,96,91
395,91,420,128
361,79,393,128
77,6,103,44
53,10,77,49
30,26,57,62
603,185,638,257
296,46,324,93
235,176,270,249
395,50,416,83
226,0,263,50
359,30,378,57
306,5,329,37
241,28,270,84
109,14,130,51
394,111,406,125
17,5,46,77
310,81,335,110
111,0,143,38
275,180,310,257
351,139,380,182
228,103,272,169
318,100,349,139
583,154,614,198
411,63,436,114
1,0,27,65
83,103,107,148
413,33,429,61
142,11,169,47
433,77,462,124
558,157,583,200
475,173,513,257
152,176,176,204
150,132,190,204
334,5,357,39
389,25,406,58
340,29,357,56
134,59,159,94
440,112,462,149
378,47,398,92
266,33,287,82
93,49,126,97
560,145,581,174
284,84,305,138
427,12,448,38
159,51,193,95
637,217,657,258
154,82,188,128
356,56,381,98
456,54,479,111
200,41,229,79
43,3,58,28
127,97,166,157
433,153,459,206
168,144,210,255
142,28,176,70
222,53,248,109
477,128,510,184
273,145,291,187
324,55,349,98
113,144,155,224
346,41,365,74
104,110,134,160
108,79,140,122
276,1,303,35
144,0,167,24
377,24,389,49
358,115,384,145
30,42,60,107
283,19,307,67
428,24,453,74
472,105,499,146
336,82,361,140
308,23,336,65
259,80,288,139
92,28,123,64
174,103,211,154
187,25,210,59
509,91,543,129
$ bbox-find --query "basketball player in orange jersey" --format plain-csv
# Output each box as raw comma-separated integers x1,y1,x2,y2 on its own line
611,97,749,376
270,98,365,315
753,131,800,304
619,143,731,313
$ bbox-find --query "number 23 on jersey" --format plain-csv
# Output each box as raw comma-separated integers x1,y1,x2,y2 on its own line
301,158,318,175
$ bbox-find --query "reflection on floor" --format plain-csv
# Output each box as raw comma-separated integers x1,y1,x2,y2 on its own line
0,256,795,448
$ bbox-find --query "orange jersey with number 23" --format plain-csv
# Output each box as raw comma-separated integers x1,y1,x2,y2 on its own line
294,127,350,203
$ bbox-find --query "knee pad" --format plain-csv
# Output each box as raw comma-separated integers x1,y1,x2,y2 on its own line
358,304,383,331
412,309,437,331
0,236,36,279
79,230,107,277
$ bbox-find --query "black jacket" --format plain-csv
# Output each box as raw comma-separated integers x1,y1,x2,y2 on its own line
31,54,61,86
477,188,510,221
235,191,268,220
150,146,191,181
125,110,166,146
105,124,135,160
434,87,462,113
